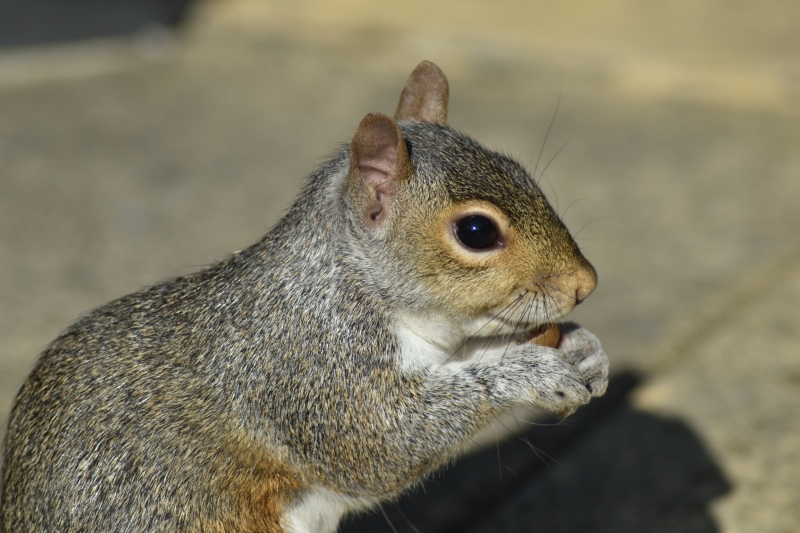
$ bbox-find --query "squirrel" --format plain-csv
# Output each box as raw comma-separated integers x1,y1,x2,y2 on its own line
0,61,608,533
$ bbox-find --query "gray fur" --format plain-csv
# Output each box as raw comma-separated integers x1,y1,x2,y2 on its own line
1,73,608,532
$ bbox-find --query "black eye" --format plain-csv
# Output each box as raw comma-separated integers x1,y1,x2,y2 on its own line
455,215,499,250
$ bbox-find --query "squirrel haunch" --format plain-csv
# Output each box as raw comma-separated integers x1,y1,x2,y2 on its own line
0,61,608,533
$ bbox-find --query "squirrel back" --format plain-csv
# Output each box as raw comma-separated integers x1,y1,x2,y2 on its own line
1,61,608,533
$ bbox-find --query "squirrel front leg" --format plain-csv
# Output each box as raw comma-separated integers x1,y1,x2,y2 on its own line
416,325,608,438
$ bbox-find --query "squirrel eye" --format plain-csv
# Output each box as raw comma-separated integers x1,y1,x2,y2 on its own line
455,215,499,250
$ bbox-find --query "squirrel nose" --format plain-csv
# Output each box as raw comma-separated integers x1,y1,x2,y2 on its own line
572,262,597,305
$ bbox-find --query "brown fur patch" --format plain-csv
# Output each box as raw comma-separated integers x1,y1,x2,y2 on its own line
198,448,307,533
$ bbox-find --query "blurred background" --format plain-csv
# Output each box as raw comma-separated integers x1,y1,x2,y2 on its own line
1,1,798,531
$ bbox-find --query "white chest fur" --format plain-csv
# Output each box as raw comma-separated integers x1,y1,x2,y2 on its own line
282,487,371,533
395,312,519,372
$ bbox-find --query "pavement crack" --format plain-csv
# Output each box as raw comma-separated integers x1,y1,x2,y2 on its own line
651,250,800,374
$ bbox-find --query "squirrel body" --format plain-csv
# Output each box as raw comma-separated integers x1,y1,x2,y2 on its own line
1,62,608,532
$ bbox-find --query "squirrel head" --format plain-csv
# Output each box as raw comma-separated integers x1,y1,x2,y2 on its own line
343,61,596,337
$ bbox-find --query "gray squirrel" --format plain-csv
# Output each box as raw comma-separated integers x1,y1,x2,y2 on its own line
0,61,608,533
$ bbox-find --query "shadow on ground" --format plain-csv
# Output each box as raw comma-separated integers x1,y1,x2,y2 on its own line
342,373,731,533
0,0,198,48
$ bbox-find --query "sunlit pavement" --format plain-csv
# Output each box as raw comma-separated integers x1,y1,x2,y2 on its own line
1,2,798,531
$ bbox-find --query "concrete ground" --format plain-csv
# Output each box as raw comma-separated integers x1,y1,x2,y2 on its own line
1,1,798,531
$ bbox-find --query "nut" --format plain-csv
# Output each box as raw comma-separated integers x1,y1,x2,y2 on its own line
529,323,561,348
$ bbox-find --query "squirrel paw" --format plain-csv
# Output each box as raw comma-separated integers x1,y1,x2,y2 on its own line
521,347,592,417
557,323,609,399
516,324,608,417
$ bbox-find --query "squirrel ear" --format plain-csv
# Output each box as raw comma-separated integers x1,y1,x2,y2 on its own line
394,61,449,126
349,113,411,228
